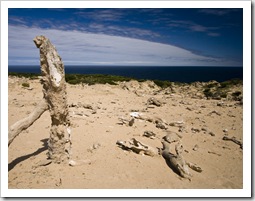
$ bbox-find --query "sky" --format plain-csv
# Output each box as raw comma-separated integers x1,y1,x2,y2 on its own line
8,8,243,66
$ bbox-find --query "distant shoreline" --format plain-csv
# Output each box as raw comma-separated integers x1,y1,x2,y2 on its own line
8,65,243,83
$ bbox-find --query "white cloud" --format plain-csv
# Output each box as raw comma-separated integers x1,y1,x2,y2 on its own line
198,9,232,16
8,25,239,66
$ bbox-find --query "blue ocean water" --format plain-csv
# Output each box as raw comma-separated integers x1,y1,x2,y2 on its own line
8,65,243,83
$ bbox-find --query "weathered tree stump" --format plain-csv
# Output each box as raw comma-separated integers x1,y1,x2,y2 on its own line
33,35,71,163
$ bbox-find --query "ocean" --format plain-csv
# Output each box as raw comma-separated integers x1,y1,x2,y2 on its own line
8,66,243,83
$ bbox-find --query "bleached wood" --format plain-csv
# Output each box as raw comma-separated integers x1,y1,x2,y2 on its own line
34,35,71,163
8,99,48,146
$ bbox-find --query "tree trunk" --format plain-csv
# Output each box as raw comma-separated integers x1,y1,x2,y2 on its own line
33,35,71,163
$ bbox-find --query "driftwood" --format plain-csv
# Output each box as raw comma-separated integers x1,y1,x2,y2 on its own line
161,134,202,180
9,36,72,165
8,99,48,146
116,138,159,157
161,141,192,180
222,136,243,149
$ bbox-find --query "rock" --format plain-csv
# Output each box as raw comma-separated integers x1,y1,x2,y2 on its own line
69,159,92,166
178,126,186,133
147,97,162,107
208,110,221,116
193,144,199,151
191,127,200,133
209,131,215,136
186,107,193,111
156,122,167,130
87,143,101,153
201,127,207,132
130,112,140,118
217,101,225,107
162,131,182,143
169,120,185,127
129,118,135,126
143,131,156,139
69,160,77,166
92,143,101,149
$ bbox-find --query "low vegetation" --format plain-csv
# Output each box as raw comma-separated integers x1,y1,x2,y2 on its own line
9,72,175,88
9,72,242,100
21,82,30,88
9,72,40,80
65,74,133,85
152,80,173,89
203,79,242,100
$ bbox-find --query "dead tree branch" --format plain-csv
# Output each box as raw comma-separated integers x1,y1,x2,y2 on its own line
8,99,48,146
222,136,243,149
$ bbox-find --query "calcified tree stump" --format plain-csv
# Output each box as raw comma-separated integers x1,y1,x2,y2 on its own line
33,36,71,163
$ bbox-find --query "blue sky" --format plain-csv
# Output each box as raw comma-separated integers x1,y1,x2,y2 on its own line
8,8,243,66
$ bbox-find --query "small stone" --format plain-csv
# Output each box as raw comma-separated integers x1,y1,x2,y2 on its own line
69,160,76,166
129,118,135,126
191,127,200,133
193,144,199,151
186,107,193,111
143,131,156,139
156,122,167,130
92,143,101,149
201,127,207,132
209,131,215,136
217,101,224,106
147,97,162,107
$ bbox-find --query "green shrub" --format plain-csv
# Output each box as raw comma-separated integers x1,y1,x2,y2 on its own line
65,74,77,82
68,79,81,85
220,93,227,98
9,72,39,79
206,83,218,88
232,91,242,97
220,79,242,88
203,88,213,98
153,80,173,89
22,82,30,88
65,74,133,86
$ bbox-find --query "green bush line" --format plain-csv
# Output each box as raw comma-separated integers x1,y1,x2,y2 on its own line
9,72,40,80
8,72,242,90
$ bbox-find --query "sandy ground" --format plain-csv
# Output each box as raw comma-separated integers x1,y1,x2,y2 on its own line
8,76,243,190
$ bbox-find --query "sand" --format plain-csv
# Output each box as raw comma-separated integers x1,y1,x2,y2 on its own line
8,76,243,190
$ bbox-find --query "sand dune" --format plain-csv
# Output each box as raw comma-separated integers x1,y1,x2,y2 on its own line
8,76,243,190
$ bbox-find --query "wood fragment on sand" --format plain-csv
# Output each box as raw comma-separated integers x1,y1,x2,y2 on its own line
222,136,243,149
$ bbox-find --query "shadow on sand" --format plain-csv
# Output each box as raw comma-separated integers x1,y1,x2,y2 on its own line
8,138,48,172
